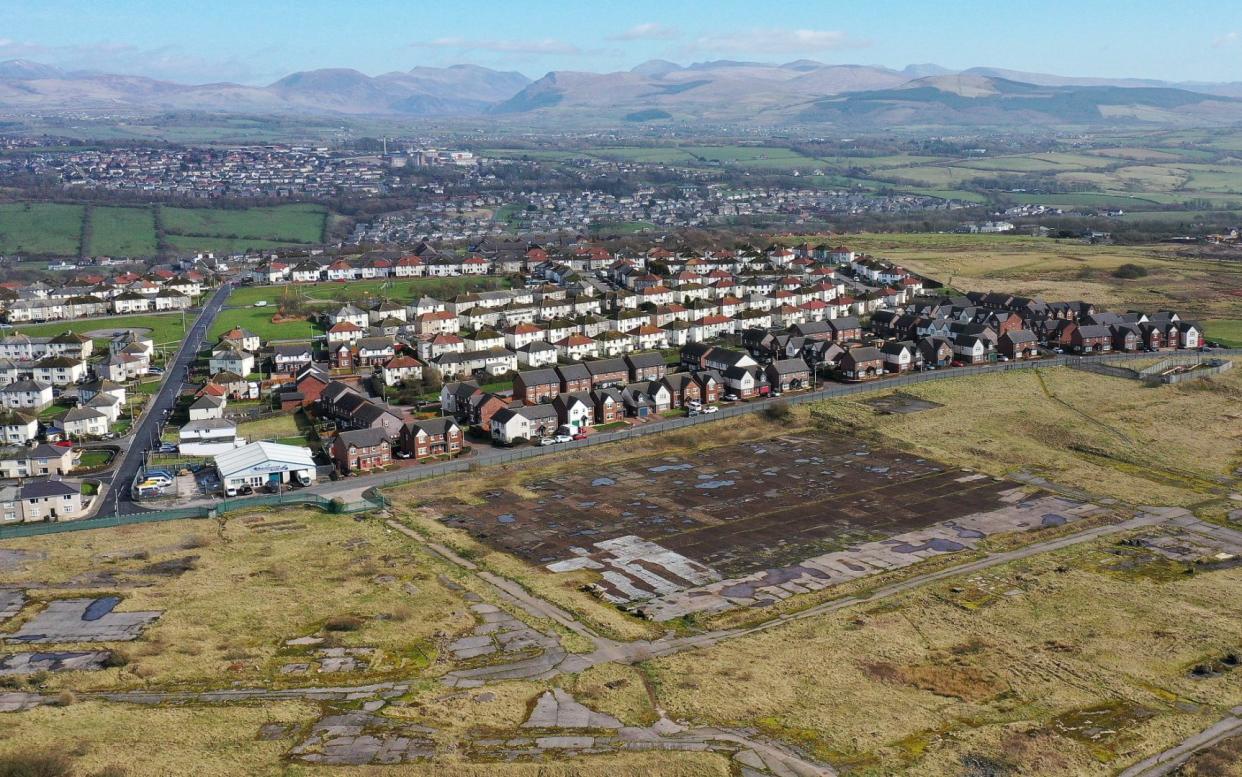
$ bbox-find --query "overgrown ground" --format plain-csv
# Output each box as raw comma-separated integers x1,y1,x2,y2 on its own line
0,510,473,691
786,233,1242,327
646,533,1242,776
808,362,1242,509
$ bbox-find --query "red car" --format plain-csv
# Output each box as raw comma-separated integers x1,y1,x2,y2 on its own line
572,432,588,440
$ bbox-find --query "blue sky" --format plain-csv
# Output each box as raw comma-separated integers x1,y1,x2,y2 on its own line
3,0,1240,84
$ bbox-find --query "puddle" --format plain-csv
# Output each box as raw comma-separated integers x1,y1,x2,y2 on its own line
1041,514,1068,527
890,538,967,554
695,480,735,490
1051,702,1156,747
591,478,615,487
649,464,692,472
82,596,120,622
496,514,516,524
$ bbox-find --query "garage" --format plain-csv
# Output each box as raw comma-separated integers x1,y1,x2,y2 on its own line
214,441,317,496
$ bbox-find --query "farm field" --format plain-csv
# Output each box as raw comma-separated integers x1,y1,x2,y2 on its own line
0,201,83,255
0,201,327,257
160,203,326,244
89,205,158,256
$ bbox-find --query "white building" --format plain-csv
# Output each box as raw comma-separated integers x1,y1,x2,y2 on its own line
214,441,317,494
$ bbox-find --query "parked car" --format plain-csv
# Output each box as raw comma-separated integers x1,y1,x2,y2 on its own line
157,443,177,453
394,449,411,459
254,300,268,307
147,367,164,375
723,393,740,401
686,400,703,410
554,434,573,444
702,405,719,414
572,432,588,441
539,437,557,446
770,390,782,398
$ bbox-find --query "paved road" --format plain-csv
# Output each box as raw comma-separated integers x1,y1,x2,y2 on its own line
105,283,232,517
294,347,1242,503
1118,705,1242,777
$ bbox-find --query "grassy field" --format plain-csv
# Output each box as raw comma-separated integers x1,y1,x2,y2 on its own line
1204,318,1242,347
0,510,473,691
0,202,83,255
224,276,508,308
0,201,326,258
807,363,1242,507
90,205,158,256
206,306,321,341
808,232,1242,323
12,312,191,346
161,204,326,244
647,535,1242,775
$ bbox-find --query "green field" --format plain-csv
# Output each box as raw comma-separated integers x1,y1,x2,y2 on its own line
1204,319,1242,347
225,276,508,308
0,202,84,255
11,312,191,346
207,307,322,342
161,204,326,244
90,206,159,256
0,201,326,258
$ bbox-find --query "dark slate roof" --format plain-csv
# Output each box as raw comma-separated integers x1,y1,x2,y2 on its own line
337,428,389,448
20,479,78,499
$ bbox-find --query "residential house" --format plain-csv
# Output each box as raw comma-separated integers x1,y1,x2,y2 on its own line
188,394,226,421
331,428,392,474
400,418,464,460
766,358,813,390
513,368,559,404
490,404,559,444
625,352,667,383
839,347,885,380
0,380,53,411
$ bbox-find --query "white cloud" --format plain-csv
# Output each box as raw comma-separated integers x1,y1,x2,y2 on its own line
692,28,869,55
413,37,581,56
608,23,680,41
1213,31,1239,48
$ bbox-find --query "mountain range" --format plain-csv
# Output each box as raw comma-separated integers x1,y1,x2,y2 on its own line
3,58,1242,128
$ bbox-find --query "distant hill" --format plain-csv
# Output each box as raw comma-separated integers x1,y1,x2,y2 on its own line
1,58,1240,127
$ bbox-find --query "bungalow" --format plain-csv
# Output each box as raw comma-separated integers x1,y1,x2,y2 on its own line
839,347,885,380
625,351,667,383
331,427,392,475
400,418,464,460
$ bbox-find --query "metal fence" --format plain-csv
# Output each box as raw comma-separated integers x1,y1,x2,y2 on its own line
3,348,1238,541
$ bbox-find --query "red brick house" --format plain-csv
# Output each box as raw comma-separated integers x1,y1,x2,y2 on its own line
331,427,392,474
1070,325,1113,354
513,368,559,404
399,418,463,460
332,343,354,370
590,387,623,423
